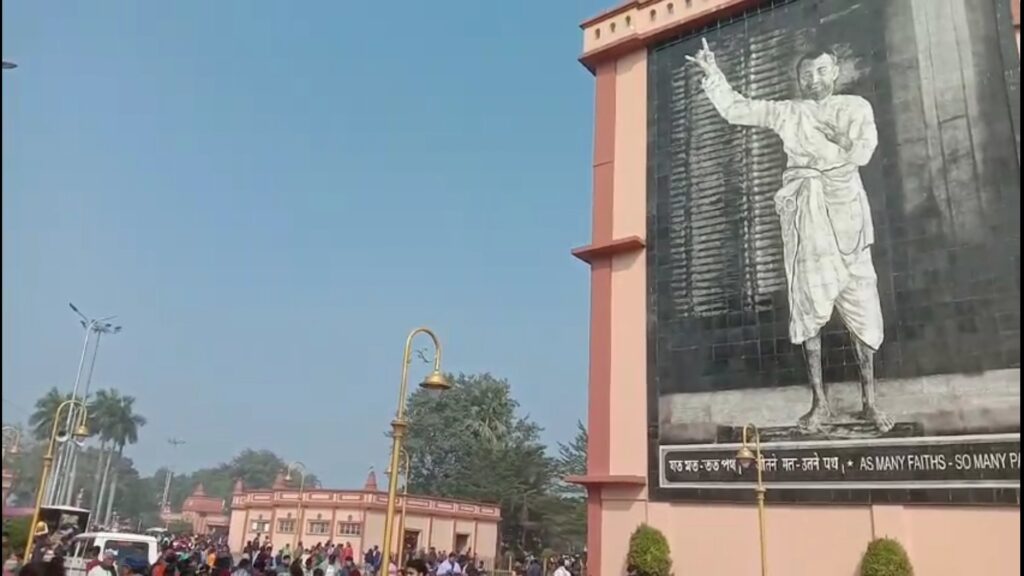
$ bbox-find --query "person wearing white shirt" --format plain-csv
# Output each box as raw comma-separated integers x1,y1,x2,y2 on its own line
87,551,116,576
436,554,462,576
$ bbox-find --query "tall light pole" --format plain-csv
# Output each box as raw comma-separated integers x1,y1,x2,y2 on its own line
24,400,90,560
50,303,120,506
735,423,767,576
61,306,123,505
160,438,186,513
381,328,449,558
285,462,307,552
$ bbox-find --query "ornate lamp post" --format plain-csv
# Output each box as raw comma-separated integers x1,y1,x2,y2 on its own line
735,423,767,576
285,461,307,552
382,328,449,557
24,400,90,559
387,449,413,564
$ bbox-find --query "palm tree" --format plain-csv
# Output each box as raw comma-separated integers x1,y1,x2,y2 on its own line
28,388,72,441
102,389,145,524
87,390,146,526
88,390,121,516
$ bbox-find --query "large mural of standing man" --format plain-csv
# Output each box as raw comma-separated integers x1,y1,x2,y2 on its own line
689,38,890,434
647,0,1020,503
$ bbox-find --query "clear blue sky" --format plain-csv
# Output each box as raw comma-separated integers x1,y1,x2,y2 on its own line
2,0,607,488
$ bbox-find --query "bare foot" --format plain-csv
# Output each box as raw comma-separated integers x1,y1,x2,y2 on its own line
861,406,895,433
798,404,832,432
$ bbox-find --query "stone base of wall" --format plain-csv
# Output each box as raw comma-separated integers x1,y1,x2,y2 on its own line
599,494,1021,576
660,369,1019,444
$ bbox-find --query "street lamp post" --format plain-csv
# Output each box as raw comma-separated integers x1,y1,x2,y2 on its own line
735,423,767,576
381,328,450,558
160,438,187,514
59,305,122,506
285,462,307,552
395,449,412,565
2,426,22,466
24,400,90,560
49,303,120,506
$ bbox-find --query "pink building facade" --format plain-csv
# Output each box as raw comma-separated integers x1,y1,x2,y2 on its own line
571,1,1021,575
160,483,230,536
227,472,500,561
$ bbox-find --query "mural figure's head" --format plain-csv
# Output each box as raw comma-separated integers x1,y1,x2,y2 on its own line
797,48,840,101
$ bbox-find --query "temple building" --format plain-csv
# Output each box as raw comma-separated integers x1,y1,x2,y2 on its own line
227,470,501,561
160,483,230,535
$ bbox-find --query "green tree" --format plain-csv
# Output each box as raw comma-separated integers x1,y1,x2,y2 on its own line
92,390,146,525
548,422,587,551
556,421,587,478
88,389,122,513
403,372,582,555
164,449,319,509
28,388,72,441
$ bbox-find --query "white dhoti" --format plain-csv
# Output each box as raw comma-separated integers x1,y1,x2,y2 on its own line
775,166,884,349
699,66,885,348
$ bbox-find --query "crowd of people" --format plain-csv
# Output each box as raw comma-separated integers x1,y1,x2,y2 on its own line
3,527,592,576
3,532,494,576
237,537,488,576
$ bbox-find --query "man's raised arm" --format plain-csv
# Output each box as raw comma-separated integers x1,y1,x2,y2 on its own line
687,38,782,130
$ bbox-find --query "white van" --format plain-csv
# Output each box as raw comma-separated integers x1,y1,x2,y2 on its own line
65,532,160,576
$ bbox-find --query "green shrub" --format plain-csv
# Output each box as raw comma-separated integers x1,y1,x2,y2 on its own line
3,516,31,556
860,538,913,576
626,524,672,576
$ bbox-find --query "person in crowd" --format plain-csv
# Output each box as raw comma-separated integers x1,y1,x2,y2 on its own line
370,547,382,576
322,555,335,576
81,545,102,569
233,558,253,576
88,551,117,576
118,559,147,576
436,553,461,576
17,563,44,576
337,557,359,576
153,550,176,576
3,552,22,576
402,559,427,576
553,559,571,576
41,556,64,576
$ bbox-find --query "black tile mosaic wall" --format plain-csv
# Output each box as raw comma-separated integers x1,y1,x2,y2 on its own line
645,0,1021,503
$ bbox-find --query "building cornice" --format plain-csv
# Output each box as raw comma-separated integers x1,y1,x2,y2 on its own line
231,489,501,522
579,0,763,73
580,0,1021,74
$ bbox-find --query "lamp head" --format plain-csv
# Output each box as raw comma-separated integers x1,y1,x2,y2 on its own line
419,370,450,396
73,423,90,441
285,470,293,482
7,442,20,455
735,445,756,469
